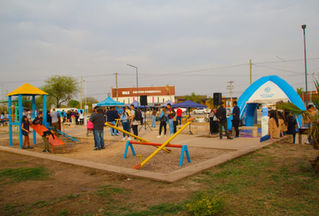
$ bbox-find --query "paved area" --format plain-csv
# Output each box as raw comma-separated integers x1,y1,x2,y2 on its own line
0,124,277,182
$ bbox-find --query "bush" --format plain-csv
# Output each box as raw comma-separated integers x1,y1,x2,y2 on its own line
186,194,224,216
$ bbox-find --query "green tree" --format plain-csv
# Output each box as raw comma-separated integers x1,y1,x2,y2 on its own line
42,76,78,108
183,92,203,104
68,99,80,108
296,88,304,97
82,97,98,112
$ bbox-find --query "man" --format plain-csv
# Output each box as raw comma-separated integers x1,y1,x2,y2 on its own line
304,104,317,144
167,103,176,135
176,106,182,125
107,107,119,136
216,102,232,140
130,104,139,137
50,108,60,131
232,101,240,138
90,107,105,150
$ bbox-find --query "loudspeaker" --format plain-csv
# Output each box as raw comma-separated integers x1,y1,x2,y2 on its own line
140,95,147,105
213,93,222,106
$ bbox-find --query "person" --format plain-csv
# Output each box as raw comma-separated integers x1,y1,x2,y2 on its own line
140,109,144,125
120,107,131,141
216,102,232,139
75,110,79,125
130,104,139,137
21,116,32,149
167,103,176,135
79,110,84,125
304,104,317,144
151,108,157,128
47,110,52,126
287,112,297,144
268,111,280,139
278,111,287,137
157,107,167,138
50,108,60,131
107,107,119,136
0,112,6,126
90,107,105,150
176,107,182,125
232,101,240,138
32,112,52,153
208,109,218,135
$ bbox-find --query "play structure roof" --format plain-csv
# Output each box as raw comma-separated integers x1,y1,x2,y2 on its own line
7,83,47,96
172,100,207,108
97,96,125,106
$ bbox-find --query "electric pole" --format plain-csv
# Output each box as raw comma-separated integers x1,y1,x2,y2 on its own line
80,75,83,109
227,81,234,108
249,59,252,85
114,72,119,101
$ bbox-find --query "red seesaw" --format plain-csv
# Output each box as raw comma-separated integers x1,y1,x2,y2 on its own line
128,141,182,148
123,141,191,167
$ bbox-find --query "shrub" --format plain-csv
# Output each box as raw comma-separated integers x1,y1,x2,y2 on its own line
186,194,224,216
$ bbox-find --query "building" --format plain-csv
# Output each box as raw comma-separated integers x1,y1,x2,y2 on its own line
112,86,175,105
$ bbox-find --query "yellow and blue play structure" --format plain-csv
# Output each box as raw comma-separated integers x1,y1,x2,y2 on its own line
7,83,48,148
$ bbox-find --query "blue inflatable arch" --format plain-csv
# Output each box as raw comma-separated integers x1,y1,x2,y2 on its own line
237,75,306,127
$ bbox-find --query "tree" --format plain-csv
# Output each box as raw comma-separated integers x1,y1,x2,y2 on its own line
183,92,204,104
68,99,80,108
82,97,98,112
278,80,319,173
42,76,78,108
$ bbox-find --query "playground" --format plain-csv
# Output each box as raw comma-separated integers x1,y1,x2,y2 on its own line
0,121,275,182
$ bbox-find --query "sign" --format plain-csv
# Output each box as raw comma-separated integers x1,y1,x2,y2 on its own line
247,81,289,103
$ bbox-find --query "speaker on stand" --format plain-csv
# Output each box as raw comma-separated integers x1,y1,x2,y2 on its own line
213,93,222,107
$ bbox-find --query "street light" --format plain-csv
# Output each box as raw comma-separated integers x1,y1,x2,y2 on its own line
127,64,138,103
302,24,308,105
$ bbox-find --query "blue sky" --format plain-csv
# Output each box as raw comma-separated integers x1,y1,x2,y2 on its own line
1,0,318,101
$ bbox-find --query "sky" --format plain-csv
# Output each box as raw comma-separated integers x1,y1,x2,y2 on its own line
1,0,319,101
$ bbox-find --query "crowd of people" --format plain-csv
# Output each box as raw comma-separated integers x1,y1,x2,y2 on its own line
10,101,317,152
88,104,183,150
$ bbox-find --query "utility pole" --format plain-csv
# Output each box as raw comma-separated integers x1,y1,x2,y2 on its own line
227,81,234,108
302,24,308,105
249,59,252,85
80,75,83,109
115,72,119,101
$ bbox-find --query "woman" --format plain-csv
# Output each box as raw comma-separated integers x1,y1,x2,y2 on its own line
268,111,280,139
21,116,32,149
278,111,287,137
120,107,130,141
157,107,167,138
151,108,157,128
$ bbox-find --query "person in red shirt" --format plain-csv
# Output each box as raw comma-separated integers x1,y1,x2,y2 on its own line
176,106,182,125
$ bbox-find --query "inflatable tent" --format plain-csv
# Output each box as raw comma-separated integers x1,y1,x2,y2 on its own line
237,75,306,128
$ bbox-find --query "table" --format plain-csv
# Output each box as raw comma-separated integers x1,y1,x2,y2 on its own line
298,127,309,144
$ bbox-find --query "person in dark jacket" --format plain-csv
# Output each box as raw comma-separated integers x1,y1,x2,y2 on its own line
216,102,232,140
232,101,240,138
107,107,119,136
90,107,105,150
287,112,297,144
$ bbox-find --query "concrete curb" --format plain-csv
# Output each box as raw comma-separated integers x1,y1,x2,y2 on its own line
0,138,280,183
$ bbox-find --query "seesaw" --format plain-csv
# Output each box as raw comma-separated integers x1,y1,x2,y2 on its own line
104,122,171,153
123,141,191,167
132,118,194,169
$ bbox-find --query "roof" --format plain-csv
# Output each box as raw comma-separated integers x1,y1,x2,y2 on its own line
7,83,47,96
172,100,207,108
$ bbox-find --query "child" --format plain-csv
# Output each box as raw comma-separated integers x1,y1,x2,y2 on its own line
32,112,52,153
21,116,32,149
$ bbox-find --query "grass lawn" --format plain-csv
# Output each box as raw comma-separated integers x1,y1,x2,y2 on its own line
0,138,318,216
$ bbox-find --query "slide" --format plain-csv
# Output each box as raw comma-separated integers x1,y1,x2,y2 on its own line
30,124,65,147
